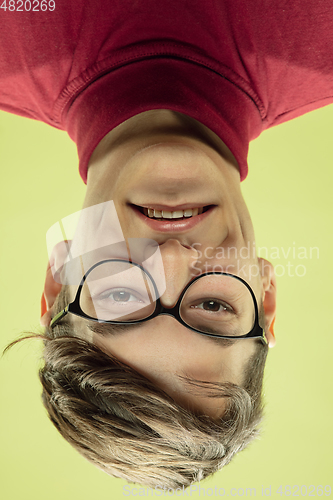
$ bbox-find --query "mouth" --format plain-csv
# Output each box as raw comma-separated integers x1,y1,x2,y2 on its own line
130,204,216,232
140,205,211,220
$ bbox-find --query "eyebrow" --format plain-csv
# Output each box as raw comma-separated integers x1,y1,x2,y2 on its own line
88,321,144,337
193,324,239,346
88,320,238,346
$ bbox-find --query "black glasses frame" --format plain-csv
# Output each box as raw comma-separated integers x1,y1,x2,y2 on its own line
50,259,267,344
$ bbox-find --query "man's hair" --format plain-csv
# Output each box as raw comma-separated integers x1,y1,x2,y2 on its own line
8,288,268,489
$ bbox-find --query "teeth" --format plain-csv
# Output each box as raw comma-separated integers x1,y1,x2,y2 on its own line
172,210,183,219
144,207,204,219
184,208,199,217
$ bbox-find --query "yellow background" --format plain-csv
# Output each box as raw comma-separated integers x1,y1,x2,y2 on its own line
0,106,332,499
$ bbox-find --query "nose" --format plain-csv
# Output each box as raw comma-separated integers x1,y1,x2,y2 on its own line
158,239,199,308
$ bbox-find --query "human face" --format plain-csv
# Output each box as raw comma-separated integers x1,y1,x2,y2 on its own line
55,111,276,417
82,110,274,323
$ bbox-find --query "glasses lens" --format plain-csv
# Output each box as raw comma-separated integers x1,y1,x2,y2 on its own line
180,275,256,337
80,261,157,321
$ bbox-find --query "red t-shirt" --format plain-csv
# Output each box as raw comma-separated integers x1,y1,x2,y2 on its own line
1,0,333,182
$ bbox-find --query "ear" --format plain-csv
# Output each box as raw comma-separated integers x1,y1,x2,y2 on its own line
258,258,277,348
40,260,63,327
40,241,71,326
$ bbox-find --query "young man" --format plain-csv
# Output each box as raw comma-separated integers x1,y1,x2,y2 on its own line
1,0,332,488
36,110,276,487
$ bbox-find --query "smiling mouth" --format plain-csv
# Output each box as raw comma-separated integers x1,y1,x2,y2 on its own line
134,205,213,220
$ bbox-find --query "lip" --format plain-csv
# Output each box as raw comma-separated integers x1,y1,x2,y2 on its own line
131,204,216,232
134,203,211,211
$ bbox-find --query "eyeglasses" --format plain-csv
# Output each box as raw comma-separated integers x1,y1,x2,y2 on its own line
51,259,267,344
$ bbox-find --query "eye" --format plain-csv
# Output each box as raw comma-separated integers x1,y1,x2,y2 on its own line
110,291,137,302
94,288,144,304
190,299,233,314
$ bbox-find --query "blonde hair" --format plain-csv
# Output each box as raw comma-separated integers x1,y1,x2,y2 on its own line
7,288,268,488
